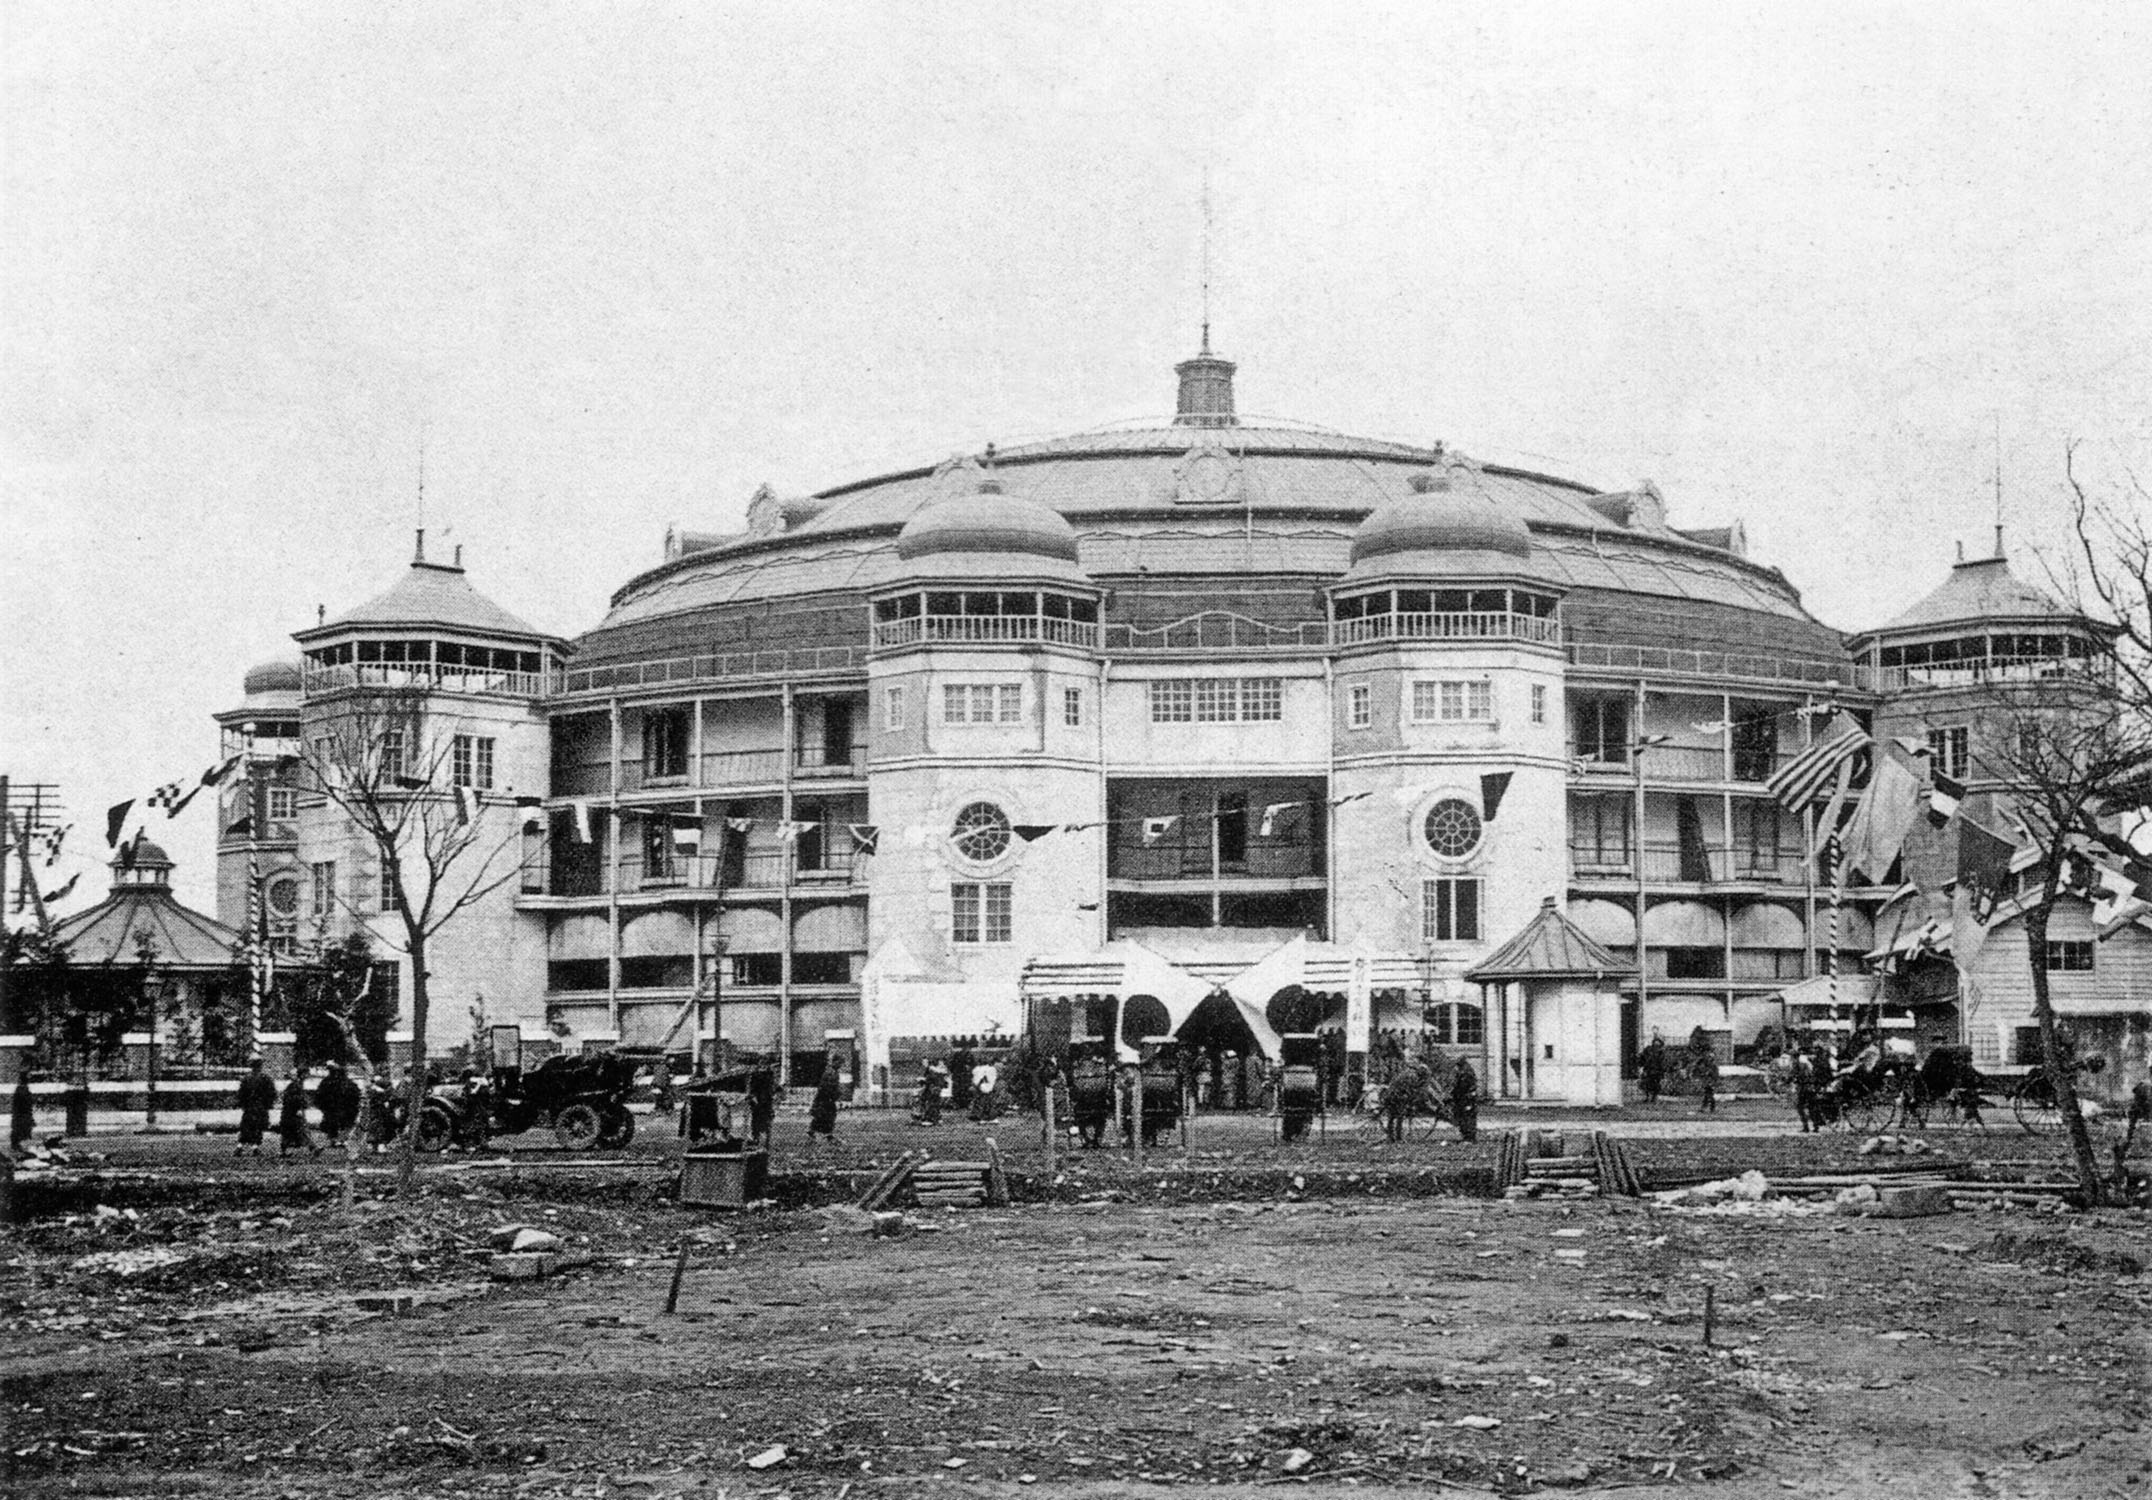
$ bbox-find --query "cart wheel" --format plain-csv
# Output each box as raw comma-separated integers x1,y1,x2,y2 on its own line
554,1102,604,1150
415,1103,456,1153
597,1106,636,1149
1841,1091,1883,1135
2012,1077,2062,1135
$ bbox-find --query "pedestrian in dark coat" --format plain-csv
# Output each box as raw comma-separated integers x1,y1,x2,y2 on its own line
1692,1038,1720,1115
746,1066,776,1143
236,1059,276,1155
10,1078,34,1149
316,1062,362,1147
947,1043,975,1110
278,1076,320,1157
1637,1035,1667,1104
1450,1056,1480,1142
808,1066,841,1142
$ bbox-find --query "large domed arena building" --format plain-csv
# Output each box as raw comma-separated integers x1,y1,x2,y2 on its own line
210,344,2144,1102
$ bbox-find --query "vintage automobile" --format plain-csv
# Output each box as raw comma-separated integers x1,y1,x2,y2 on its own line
412,1051,640,1151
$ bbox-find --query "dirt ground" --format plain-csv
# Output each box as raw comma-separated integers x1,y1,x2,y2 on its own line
5,1110,2148,1499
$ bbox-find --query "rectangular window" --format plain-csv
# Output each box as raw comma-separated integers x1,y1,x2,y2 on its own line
884,686,904,731
1063,686,1083,727
266,786,296,821
1571,697,1631,762
941,683,1023,725
1348,683,1371,729
1928,725,1970,782
642,707,689,779
310,860,337,919
1147,678,1282,723
1569,796,1633,869
379,730,406,782
952,882,1014,944
1531,684,1547,724
2044,940,2095,972
451,734,497,790
730,952,783,987
378,862,400,913
1413,680,1494,723
1422,877,1482,942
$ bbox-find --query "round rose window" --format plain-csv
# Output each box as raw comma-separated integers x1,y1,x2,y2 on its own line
1422,798,1484,859
951,801,1012,863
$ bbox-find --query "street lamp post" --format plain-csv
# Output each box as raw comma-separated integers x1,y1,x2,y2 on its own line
706,934,731,1075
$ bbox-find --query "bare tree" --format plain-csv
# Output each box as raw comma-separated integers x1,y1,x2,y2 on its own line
1974,691,2152,1204
299,688,523,1190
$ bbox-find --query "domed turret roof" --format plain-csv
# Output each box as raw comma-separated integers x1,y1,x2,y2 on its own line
1350,470,1534,564
298,539,561,645
123,838,174,869
892,477,1088,583
242,657,303,696
1340,469,1563,589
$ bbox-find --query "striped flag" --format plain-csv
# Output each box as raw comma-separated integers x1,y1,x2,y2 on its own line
1765,714,1870,811
1926,770,1965,827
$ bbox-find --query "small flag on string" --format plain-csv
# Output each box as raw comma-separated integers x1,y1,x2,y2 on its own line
104,799,134,847
1569,756,1596,776
1480,771,1513,823
848,824,880,855
1259,801,1297,837
1059,821,1099,833
1013,824,1054,843
1142,816,1179,844
1331,791,1372,807
727,816,756,834
774,820,815,843
226,815,255,838
454,785,481,825
1926,770,1965,827
42,872,81,905
39,823,69,865
1892,736,1932,759
1691,719,1733,736
1635,733,1674,750
146,778,189,812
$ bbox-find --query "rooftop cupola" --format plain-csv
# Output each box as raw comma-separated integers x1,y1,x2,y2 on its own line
1172,338,1237,428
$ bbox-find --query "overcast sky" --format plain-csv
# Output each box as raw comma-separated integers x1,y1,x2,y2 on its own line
6,1,2149,913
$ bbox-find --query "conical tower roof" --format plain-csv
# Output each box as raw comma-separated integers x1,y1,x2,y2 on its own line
1466,898,1635,982
297,535,559,644
1874,556,2080,634
50,842,245,969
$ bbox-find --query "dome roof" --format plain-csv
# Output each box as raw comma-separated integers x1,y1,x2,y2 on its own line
124,838,174,869
892,478,1087,582
1349,470,1534,565
243,657,303,696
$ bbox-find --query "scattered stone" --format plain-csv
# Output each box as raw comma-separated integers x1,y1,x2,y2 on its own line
355,1292,416,1315
509,1228,563,1253
489,1252,560,1281
1281,1448,1313,1472
1867,1186,1953,1219
745,1444,787,1470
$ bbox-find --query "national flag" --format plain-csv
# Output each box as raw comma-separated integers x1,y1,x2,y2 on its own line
105,799,135,847
454,785,481,825
848,823,880,855
1765,714,1871,811
671,818,701,848
41,872,80,905
1956,819,2016,920
1837,744,1924,885
1259,801,1297,837
120,837,140,870
1013,825,1055,843
1926,770,1965,828
1141,816,1178,844
1480,772,1513,823
202,754,244,788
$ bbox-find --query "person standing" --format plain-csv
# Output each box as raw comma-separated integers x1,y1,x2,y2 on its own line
1637,1035,1667,1105
1692,1038,1720,1115
10,1078,34,1150
1791,1047,1817,1133
808,1063,841,1143
276,1073,319,1158
316,1062,362,1147
236,1058,276,1157
1450,1055,1480,1142
947,1042,975,1111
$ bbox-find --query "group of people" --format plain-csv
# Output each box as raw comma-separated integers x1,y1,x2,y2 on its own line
234,1057,367,1157
909,1043,1007,1128
1374,1047,1480,1143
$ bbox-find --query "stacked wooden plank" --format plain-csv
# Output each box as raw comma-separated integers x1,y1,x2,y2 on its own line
856,1141,1013,1213
1591,1132,1646,1197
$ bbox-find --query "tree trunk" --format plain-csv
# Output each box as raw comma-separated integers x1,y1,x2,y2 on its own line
397,930,428,1194
2022,893,2104,1204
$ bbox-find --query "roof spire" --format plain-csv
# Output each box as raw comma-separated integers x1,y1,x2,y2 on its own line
1200,164,1213,356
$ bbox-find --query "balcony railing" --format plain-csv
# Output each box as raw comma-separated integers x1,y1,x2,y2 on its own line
1107,840,1324,882
520,846,865,899
871,615,1100,650
1870,657,2113,693
1569,842,1810,885
554,646,863,697
1333,611,1562,647
1566,642,1869,691
303,663,548,699
1102,613,1331,654
1567,744,1787,783
793,741,868,776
